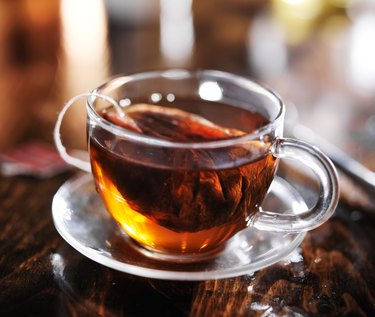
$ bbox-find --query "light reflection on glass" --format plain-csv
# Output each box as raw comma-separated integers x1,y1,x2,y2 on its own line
166,93,175,102
160,0,194,65
151,92,162,103
162,69,191,79
198,81,223,102
120,98,131,107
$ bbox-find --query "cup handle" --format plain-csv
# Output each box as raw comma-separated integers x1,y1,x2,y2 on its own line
253,138,340,232
53,92,121,173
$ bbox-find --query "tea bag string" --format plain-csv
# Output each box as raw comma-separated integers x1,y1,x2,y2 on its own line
53,92,127,172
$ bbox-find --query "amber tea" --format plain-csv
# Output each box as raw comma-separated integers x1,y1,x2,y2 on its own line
89,100,278,255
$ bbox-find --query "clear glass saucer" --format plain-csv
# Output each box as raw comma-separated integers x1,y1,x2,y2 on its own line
52,173,307,281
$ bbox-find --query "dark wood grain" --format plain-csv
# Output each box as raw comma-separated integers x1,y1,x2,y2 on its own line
191,212,375,316
1,172,374,316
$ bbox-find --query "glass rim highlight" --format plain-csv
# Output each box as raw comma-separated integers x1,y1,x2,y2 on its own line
86,69,285,150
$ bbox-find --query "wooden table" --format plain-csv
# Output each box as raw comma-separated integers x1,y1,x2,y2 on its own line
1,171,374,316
1,1,375,316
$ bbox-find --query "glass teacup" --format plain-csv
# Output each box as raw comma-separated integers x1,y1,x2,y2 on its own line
54,70,339,262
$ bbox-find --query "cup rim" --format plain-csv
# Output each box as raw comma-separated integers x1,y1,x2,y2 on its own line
87,69,285,149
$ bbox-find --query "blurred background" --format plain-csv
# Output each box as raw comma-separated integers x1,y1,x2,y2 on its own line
0,0,374,171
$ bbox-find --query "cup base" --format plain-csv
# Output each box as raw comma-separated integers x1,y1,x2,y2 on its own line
127,237,226,263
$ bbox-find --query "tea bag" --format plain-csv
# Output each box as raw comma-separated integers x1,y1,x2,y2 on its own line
103,103,244,141
100,104,271,232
